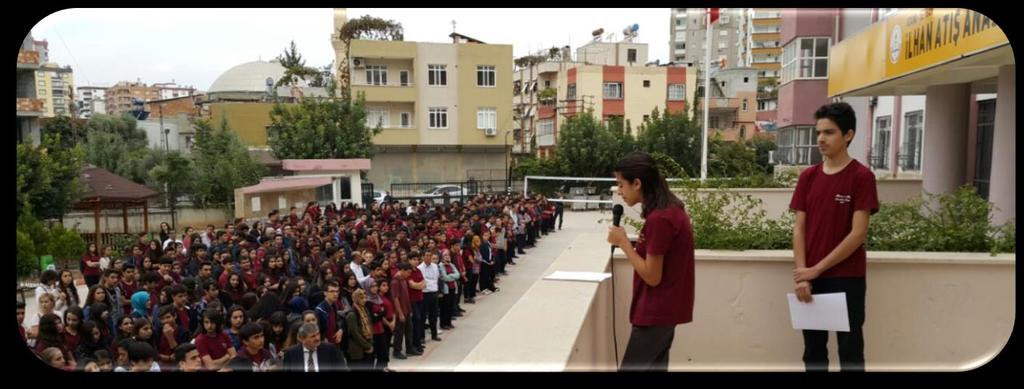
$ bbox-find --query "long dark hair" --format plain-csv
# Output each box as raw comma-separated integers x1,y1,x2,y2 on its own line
613,152,684,219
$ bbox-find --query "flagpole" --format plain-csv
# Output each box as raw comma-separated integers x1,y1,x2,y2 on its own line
701,8,711,182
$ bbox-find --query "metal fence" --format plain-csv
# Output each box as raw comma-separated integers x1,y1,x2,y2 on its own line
388,180,524,203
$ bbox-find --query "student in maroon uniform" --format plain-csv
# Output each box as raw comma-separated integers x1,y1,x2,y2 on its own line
608,151,696,372
195,309,236,371
790,102,878,372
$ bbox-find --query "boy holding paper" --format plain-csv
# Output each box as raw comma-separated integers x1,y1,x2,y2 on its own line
789,102,878,372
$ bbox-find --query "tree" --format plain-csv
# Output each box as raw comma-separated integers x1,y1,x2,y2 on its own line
554,111,623,178
266,93,380,160
17,133,85,220
190,118,265,208
149,150,193,211
635,107,702,177
747,134,778,174
708,133,762,178
337,15,404,99
40,116,87,148
44,224,86,269
275,40,320,88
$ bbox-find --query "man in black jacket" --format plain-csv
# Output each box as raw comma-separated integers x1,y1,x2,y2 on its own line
282,323,348,372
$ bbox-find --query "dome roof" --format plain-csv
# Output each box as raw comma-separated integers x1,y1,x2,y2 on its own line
208,60,307,93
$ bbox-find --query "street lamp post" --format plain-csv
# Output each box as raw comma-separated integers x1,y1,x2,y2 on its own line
505,129,514,194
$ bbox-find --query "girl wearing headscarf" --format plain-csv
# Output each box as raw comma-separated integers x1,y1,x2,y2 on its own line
344,289,375,370
130,291,150,319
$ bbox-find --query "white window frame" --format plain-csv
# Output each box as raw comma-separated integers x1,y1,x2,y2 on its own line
781,37,830,85
477,107,497,130
367,108,389,128
567,84,577,100
476,65,496,87
537,119,555,146
429,107,449,129
399,70,410,86
251,196,261,212
365,65,388,86
902,110,924,171
603,82,623,99
278,196,288,211
668,84,685,101
428,65,448,86
400,112,411,128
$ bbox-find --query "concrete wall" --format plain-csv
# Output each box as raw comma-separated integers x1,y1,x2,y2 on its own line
778,80,830,129
417,43,459,145
367,150,505,188
209,102,275,147
61,207,233,233
624,67,667,135
235,188,315,220
457,43,513,146
458,232,1015,371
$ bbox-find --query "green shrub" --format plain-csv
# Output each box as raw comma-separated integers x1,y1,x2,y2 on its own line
16,230,37,277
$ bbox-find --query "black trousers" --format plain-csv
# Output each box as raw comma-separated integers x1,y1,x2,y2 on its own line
85,275,101,288
497,249,507,273
620,325,676,372
516,234,527,253
479,262,495,292
556,209,564,229
423,292,439,338
440,291,453,327
412,300,425,345
465,272,479,300
374,332,390,369
455,279,465,310
802,277,866,372
391,308,413,354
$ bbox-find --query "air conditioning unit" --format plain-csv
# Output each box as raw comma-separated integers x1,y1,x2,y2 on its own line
484,128,497,136
352,58,365,68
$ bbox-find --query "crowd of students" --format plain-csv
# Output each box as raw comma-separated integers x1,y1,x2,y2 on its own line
20,192,567,372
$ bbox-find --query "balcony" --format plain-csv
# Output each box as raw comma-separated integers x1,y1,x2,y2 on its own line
17,50,41,69
753,11,781,19
352,83,417,103
699,97,740,112
16,98,44,116
457,200,1014,371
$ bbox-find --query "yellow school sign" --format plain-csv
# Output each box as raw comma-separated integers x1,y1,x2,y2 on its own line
829,9,1008,97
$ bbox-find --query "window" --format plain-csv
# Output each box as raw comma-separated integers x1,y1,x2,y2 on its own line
428,65,447,86
742,98,748,111
781,37,829,84
400,112,411,128
740,125,747,139
365,65,387,86
338,177,352,200
710,116,720,129
743,77,749,83
429,107,448,128
477,107,496,130
668,84,685,101
366,108,389,128
779,126,819,165
567,84,576,100
513,80,522,95
627,49,637,63
643,115,650,122
975,100,995,199
545,80,551,88
675,43,686,50
477,65,496,87
902,110,923,171
251,196,261,212
603,82,622,99
643,80,651,88
537,119,555,146
720,30,728,36
400,70,410,86
676,18,683,26
279,196,288,211
872,116,892,170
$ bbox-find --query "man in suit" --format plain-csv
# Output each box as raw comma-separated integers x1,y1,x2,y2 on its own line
282,323,348,372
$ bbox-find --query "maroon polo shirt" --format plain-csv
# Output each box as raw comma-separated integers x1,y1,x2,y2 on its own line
408,268,424,302
630,206,695,327
789,160,879,279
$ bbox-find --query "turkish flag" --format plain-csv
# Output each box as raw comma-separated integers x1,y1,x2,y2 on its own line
708,8,719,25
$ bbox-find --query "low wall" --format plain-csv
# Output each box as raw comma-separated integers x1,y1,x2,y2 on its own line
60,206,233,234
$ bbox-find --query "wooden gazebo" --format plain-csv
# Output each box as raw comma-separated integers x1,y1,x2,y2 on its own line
72,166,159,248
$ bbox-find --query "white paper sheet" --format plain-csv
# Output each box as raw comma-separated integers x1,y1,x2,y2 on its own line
787,292,850,332
544,271,612,283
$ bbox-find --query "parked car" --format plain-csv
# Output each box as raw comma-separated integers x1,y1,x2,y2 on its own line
414,185,468,198
373,191,389,204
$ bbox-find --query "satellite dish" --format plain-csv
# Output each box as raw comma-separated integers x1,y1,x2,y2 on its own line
632,24,639,32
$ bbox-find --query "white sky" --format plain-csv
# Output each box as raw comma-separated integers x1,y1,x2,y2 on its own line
29,8,671,91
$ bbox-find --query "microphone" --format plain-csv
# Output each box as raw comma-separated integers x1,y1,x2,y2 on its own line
611,204,624,254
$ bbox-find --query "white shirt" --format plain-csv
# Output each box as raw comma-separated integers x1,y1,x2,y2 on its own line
350,261,370,285
99,256,112,271
303,346,319,372
417,262,440,293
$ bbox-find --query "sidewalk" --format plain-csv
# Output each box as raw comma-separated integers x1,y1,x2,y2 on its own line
389,211,608,371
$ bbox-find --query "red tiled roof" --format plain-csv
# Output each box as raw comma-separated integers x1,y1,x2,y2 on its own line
281,159,371,172
238,176,333,195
